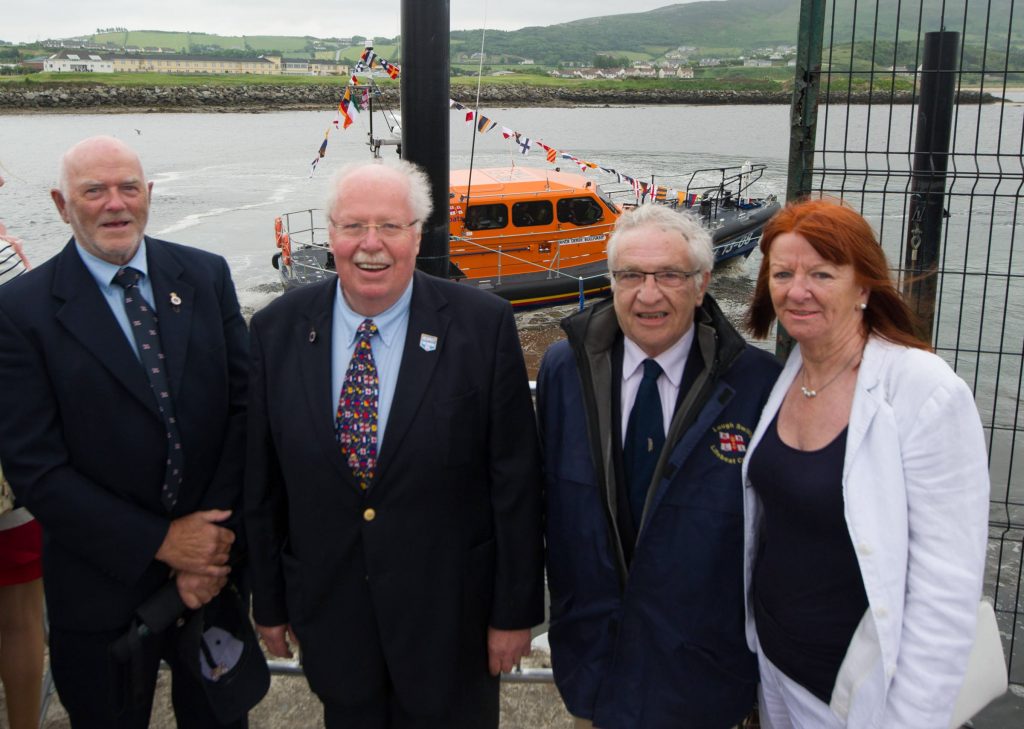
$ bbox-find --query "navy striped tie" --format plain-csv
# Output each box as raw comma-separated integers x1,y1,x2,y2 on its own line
113,267,183,512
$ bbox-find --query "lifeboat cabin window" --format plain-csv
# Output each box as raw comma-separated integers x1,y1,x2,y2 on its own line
557,197,604,226
466,204,508,231
511,201,553,228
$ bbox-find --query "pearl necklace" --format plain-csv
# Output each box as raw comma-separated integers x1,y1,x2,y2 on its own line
799,351,863,398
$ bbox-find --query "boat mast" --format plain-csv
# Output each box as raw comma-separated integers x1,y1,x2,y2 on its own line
401,0,451,279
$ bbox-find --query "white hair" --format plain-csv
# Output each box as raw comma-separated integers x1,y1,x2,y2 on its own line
606,203,714,276
326,159,434,229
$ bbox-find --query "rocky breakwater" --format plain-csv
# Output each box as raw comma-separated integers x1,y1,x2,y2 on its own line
0,83,376,112
0,82,999,112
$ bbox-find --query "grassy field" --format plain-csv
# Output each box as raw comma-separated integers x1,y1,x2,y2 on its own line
89,31,335,54
0,68,911,95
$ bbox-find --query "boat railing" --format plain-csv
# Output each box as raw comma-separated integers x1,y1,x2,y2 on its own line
451,222,611,285
607,162,773,222
282,208,329,248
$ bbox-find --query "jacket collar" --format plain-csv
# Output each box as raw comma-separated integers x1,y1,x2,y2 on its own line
743,335,891,484
51,238,175,419
374,271,450,481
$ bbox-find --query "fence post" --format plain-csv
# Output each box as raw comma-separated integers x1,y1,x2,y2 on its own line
902,31,960,344
779,0,828,359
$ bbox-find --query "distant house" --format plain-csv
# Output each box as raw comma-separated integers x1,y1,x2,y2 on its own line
675,66,695,79
44,50,114,73
743,59,772,68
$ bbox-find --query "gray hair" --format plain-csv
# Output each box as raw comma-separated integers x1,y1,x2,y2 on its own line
607,203,714,275
326,159,434,230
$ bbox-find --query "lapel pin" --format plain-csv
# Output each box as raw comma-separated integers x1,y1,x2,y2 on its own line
419,333,437,352
169,292,182,306
309,328,317,343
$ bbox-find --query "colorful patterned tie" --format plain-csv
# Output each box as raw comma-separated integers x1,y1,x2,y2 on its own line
336,319,380,490
113,267,183,512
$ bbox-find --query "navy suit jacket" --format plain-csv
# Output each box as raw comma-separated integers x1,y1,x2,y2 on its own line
245,271,544,713
0,237,248,631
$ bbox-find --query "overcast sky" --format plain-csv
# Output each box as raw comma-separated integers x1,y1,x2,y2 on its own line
3,2,710,46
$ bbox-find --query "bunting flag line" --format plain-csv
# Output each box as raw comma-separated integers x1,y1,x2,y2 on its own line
309,47,701,199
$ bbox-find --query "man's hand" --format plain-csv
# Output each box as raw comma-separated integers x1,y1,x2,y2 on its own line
487,627,532,676
175,570,227,610
155,509,235,576
256,623,299,659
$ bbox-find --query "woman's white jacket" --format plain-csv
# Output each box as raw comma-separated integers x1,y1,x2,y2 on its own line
742,336,989,728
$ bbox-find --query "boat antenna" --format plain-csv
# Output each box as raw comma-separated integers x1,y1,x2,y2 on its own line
464,2,490,204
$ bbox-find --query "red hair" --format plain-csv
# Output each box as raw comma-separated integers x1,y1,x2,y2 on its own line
746,198,930,351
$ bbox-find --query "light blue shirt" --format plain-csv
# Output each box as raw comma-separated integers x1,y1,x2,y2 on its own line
331,280,413,452
75,240,153,360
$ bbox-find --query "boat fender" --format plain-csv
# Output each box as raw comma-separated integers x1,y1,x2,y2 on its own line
280,233,292,266
271,252,281,271
274,217,285,248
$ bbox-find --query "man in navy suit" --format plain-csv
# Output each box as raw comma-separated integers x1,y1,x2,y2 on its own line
245,160,544,728
0,136,248,727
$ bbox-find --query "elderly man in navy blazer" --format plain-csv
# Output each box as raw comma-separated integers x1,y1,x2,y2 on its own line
245,159,544,728
0,136,248,727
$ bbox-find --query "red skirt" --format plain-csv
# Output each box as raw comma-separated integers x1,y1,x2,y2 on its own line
0,519,42,586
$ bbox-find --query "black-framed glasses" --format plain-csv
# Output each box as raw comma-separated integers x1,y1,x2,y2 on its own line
329,220,419,241
611,269,702,289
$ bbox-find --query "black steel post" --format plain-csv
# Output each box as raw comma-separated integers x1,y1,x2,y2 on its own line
903,31,959,344
778,0,827,359
401,0,451,279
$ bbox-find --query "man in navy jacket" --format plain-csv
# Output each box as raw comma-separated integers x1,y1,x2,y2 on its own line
0,136,248,727
537,204,780,728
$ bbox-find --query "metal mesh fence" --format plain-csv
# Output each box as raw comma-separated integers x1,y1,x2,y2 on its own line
794,0,1023,685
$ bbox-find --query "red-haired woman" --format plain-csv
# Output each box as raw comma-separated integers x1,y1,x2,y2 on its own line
0,172,44,729
741,198,989,727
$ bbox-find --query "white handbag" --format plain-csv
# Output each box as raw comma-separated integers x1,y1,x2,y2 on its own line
948,599,1008,729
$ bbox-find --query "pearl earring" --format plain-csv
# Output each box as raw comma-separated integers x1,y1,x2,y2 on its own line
858,303,867,311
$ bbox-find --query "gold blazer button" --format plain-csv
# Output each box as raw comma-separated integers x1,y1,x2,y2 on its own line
363,508,376,522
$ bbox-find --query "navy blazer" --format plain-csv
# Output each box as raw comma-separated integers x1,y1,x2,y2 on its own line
245,271,544,714
0,237,248,631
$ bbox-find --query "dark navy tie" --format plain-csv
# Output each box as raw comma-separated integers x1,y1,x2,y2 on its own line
624,358,665,532
336,319,380,490
113,267,183,512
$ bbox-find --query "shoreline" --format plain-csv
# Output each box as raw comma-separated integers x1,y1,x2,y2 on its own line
0,83,1003,113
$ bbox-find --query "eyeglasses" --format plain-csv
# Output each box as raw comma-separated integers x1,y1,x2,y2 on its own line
329,220,419,241
611,269,702,289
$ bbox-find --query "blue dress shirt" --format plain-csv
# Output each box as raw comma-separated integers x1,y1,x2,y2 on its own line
331,280,413,453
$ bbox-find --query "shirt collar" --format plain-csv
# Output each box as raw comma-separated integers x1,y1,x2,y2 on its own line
75,238,149,290
623,323,695,387
334,278,414,347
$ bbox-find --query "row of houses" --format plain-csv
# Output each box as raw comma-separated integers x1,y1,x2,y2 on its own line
550,64,696,80
42,49,350,76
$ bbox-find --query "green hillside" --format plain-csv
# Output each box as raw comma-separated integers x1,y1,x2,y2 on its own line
88,30,352,54
35,0,1022,70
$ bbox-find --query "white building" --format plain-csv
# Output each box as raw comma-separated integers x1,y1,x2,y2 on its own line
44,51,113,73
